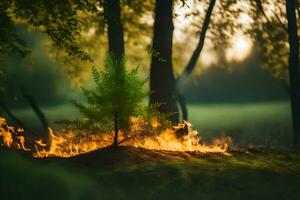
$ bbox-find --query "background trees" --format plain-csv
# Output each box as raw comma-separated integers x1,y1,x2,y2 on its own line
247,0,300,148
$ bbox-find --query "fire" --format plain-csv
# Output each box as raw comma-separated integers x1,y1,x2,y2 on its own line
130,121,231,154
0,118,23,148
33,128,112,158
0,117,231,158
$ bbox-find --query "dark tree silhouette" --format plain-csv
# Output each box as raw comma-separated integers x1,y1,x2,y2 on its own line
149,0,179,123
286,0,300,148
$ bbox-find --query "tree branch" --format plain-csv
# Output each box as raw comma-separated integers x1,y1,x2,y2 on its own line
254,0,275,30
0,102,26,128
176,0,216,84
22,92,49,136
273,11,288,32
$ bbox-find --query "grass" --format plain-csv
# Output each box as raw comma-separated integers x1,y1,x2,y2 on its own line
0,149,97,200
188,101,293,146
0,147,299,200
11,101,293,146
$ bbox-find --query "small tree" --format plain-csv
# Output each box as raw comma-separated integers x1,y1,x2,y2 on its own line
64,55,150,147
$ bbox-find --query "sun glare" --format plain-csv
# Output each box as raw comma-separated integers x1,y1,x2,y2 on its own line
200,49,218,67
226,33,252,62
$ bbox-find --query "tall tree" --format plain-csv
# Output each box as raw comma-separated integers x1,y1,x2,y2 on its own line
149,0,179,123
286,0,300,148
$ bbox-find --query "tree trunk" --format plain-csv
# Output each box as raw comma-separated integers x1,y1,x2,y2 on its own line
149,0,179,123
113,111,119,147
102,0,123,146
286,0,300,149
103,0,125,63
175,0,216,122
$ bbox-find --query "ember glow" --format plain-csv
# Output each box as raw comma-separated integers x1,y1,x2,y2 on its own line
0,117,231,158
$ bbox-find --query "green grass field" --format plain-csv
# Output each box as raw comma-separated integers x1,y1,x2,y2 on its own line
188,102,293,146
12,101,293,147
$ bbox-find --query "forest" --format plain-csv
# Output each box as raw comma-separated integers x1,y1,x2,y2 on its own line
0,0,300,199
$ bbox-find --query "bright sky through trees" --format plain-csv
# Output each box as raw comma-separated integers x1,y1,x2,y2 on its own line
174,0,253,66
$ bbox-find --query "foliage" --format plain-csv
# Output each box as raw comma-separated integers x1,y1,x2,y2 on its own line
0,2,30,96
0,0,94,63
247,0,300,84
0,6,29,63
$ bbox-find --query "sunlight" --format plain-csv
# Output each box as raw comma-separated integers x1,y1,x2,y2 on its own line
237,13,253,26
200,49,218,67
174,0,205,32
82,27,96,37
226,33,253,62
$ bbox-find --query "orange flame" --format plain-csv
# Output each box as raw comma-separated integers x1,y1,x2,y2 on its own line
0,117,231,158
129,121,231,154
33,128,112,158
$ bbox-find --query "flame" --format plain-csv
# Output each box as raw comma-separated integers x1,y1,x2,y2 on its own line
130,121,231,154
0,118,16,148
35,139,47,147
0,117,231,158
33,128,112,158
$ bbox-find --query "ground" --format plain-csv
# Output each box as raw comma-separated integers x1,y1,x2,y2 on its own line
0,146,299,200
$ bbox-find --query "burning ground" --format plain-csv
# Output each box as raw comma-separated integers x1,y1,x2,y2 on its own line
0,117,231,158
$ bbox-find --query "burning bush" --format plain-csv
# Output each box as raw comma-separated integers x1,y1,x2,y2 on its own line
61,55,168,147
